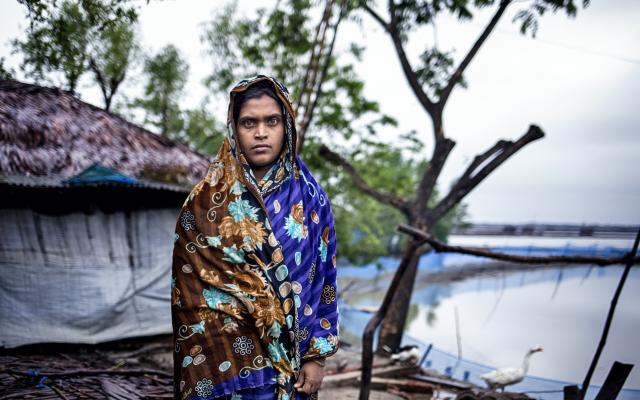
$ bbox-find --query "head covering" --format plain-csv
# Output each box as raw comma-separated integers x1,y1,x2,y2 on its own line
172,76,339,400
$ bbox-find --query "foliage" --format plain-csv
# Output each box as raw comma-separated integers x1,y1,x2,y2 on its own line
14,1,90,92
201,0,313,97
132,45,189,138
17,0,137,28
377,0,590,101
182,107,226,156
89,19,139,110
390,0,588,34
13,0,138,98
513,0,591,37
0,58,15,79
415,47,467,100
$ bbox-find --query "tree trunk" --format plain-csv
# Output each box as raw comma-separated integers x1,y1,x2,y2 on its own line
377,242,421,353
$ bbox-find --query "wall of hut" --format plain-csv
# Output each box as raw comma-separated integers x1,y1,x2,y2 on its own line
0,202,179,347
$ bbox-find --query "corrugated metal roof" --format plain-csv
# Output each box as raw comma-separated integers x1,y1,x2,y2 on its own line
0,173,190,193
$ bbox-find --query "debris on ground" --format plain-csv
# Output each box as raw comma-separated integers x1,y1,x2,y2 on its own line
1,335,531,399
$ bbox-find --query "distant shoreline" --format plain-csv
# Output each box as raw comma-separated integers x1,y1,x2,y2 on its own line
451,223,637,239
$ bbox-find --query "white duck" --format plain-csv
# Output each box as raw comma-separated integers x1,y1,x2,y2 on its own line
480,346,543,391
389,345,422,365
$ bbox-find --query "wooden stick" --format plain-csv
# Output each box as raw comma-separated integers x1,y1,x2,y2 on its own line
580,228,640,399
50,385,70,400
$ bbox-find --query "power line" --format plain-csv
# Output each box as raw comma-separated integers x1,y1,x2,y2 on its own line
495,26,640,66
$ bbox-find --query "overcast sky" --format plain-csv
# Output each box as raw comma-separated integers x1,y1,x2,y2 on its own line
1,0,638,226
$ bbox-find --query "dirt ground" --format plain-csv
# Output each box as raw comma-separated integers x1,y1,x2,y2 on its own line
1,334,526,400
0,334,411,399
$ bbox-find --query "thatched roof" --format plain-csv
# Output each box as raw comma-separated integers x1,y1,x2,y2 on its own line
0,79,213,191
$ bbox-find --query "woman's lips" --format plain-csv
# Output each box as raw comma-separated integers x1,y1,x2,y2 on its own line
252,145,271,153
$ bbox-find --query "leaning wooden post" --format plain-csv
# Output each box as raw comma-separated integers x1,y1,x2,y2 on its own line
579,227,640,399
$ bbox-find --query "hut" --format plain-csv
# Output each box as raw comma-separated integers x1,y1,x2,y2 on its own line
0,79,213,348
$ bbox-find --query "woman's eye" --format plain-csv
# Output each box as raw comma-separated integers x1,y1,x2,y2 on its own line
242,120,255,128
268,117,280,126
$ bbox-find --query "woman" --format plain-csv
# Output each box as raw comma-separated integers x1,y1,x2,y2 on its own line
171,75,339,400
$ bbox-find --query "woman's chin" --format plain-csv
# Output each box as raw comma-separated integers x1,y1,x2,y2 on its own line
249,156,276,169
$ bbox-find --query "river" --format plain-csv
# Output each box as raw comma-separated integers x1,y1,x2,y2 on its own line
337,235,640,399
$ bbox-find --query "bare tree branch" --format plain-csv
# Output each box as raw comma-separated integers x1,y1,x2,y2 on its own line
397,224,640,267
459,139,510,183
438,0,512,108
319,144,411,215
360,1,389,31
428,124,544,224
362,0,437,119
413,137,456,217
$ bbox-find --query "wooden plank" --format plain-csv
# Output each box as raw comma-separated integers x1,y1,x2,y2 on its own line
375,365,421,378
563,384,580,400
409,373,473,390
594,361,634,400
322,369,361,388
368,377,434,394
322,364,421,388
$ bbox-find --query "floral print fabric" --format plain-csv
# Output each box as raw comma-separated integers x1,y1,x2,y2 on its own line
172,76,338,400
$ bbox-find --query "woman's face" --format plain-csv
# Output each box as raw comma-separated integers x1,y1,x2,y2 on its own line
236,95,285,180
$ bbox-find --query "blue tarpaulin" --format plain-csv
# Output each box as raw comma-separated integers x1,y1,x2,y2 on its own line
65,163,138,185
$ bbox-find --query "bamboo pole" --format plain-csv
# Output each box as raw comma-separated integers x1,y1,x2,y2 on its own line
580,227,640,399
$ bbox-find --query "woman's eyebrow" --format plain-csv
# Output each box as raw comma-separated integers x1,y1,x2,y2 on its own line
238,113,282,121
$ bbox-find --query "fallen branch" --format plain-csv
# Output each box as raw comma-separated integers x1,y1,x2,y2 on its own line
397,224,640,267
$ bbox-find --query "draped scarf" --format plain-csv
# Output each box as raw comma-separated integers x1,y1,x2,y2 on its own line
171,76,339,400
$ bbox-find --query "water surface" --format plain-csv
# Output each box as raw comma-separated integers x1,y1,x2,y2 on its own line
338,236,640,398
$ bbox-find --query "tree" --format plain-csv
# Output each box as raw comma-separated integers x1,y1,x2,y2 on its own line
316,1,590,398
133,45,189,138
13,0,138,100
0,58,15,80
200,0,467,265
14,1,90,92
89,20,139,111
182,106,225,155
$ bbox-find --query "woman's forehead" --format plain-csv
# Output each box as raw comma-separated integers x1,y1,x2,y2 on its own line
238,95,283,117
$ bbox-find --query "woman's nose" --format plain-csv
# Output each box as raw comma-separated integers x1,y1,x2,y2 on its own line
255,122,268,138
